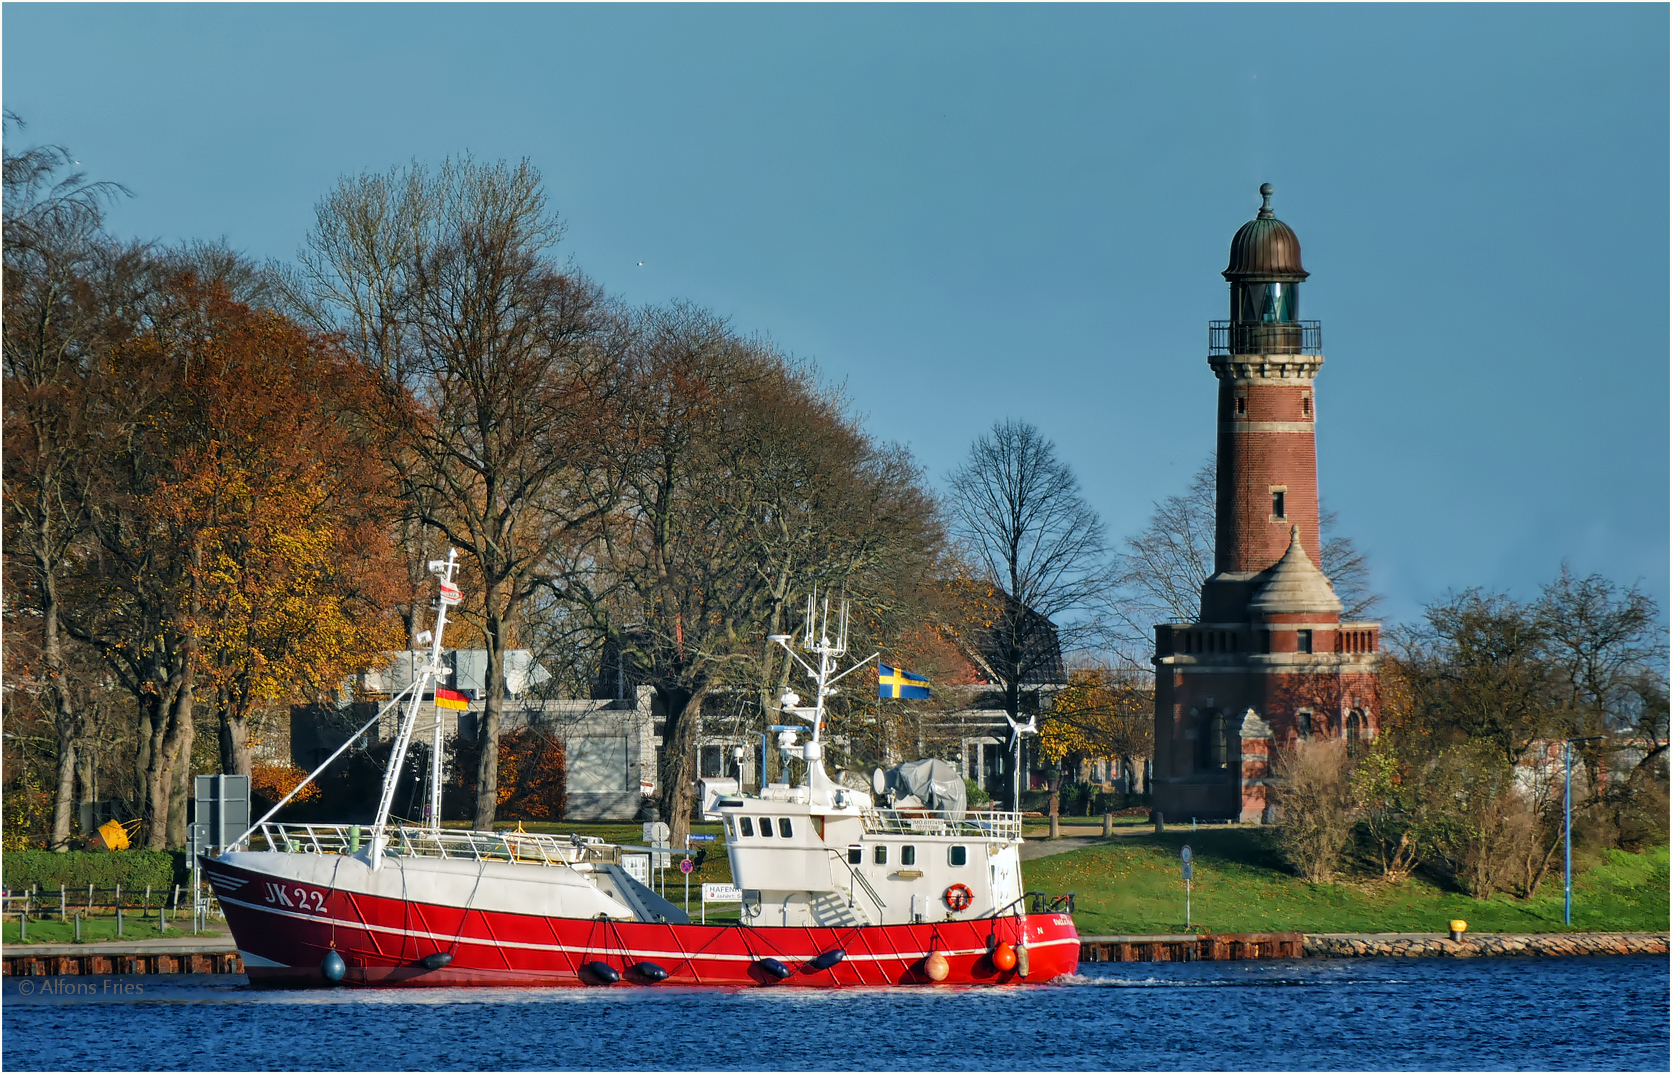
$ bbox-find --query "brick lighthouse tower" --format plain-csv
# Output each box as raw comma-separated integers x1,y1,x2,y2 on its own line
1151,184,1381,824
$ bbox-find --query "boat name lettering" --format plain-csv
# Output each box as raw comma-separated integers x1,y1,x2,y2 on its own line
264,881,328,915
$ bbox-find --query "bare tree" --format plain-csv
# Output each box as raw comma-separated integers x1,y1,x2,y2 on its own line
290,157,622,830
946,419,1109,809
1104,455,1379,658
2,112,131,847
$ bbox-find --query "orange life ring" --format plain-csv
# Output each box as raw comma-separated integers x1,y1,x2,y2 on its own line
943,883,974,912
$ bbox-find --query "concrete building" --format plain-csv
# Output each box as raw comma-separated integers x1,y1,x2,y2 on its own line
1152,184,1382,824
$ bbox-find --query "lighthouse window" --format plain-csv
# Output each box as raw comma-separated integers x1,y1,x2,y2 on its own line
778,818,793,838
949,845,968,867
1302,394,1312,417
1297,629,1313,654
874,845,888,865
901,845,917,866
1271,490,1286,519
1236,395,1247,416
739,817,754,837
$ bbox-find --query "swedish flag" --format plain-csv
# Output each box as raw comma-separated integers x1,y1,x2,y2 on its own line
878,664,931,700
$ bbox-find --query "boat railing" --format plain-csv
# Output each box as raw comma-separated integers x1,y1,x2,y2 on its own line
250,823,621,867
859,809,1022,840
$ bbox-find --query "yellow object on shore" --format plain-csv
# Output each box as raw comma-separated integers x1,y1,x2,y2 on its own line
1450,919,1468,934
97,819,139,851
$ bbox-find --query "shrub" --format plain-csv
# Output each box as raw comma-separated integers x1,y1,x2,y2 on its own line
1,849,179,893
963,778,992,806
1273,738,1355,883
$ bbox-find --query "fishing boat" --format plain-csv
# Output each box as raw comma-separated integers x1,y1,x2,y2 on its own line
202,553,1079,987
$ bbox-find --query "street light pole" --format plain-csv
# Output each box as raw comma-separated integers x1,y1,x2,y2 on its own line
1563,735,1603,927
1563,740,1572,926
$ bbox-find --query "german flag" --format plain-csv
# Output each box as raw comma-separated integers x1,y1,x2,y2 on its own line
434,687,469,711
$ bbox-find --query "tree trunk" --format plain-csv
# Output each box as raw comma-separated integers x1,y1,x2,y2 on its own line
658,683,706,849
51,740,77,851
1047,772,1061,838
168,740,192,848
474,599,508,831
219,708,252,778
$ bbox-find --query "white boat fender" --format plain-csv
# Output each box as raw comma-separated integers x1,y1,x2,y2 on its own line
1015,943,1030,978
321,950,346,983
756,957,794,979
809,948,845,971
420,952,453,971
634,961,669,982
581,960,621,984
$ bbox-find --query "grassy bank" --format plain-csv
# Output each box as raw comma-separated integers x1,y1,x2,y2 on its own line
2,918,223,945
1023,828,1669,935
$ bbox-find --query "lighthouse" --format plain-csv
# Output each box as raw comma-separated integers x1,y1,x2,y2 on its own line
1151,185,1382,825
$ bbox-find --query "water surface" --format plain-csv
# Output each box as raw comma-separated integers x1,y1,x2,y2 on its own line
4,956,1666,1070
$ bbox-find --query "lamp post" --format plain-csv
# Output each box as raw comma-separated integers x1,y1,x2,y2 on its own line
1563,735,1604,926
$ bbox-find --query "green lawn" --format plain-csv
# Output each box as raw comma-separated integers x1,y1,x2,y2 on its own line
2,917,225,945
1022,829,1670,935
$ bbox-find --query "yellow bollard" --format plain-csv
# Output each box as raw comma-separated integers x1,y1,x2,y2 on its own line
1449,919,1468,942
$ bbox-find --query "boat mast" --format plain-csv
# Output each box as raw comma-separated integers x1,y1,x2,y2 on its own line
369,549,461,868
769,591,874,804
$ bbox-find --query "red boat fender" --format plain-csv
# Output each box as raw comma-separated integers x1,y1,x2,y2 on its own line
943,884,974,912
991,942,1017,972
922,951,950,982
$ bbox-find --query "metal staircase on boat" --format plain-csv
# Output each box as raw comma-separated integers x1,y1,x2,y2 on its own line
809,890,870,928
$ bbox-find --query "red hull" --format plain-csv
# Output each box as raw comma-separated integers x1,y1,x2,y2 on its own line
207,858,1078,988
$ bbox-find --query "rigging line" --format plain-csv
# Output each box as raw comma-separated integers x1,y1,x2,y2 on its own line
447,852,490,957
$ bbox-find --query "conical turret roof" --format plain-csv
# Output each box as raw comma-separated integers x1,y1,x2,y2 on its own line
1250,526,1342,615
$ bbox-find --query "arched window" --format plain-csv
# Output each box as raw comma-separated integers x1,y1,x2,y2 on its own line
1345,710,1365,744
1199,710,1229,772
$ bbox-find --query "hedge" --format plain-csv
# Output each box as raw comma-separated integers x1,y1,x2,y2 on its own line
1,850,182,893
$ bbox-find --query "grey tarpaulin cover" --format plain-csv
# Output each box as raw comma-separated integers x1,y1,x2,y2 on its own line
882,758,966,813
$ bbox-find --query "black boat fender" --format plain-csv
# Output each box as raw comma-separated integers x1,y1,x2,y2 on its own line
755,957,794,979
321,949,346,983
808,949,846,971
633,961,669,982
581,960,621,984
420,952,454,971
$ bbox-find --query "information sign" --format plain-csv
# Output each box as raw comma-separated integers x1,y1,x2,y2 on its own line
687,833,717,843
621,853,650,885
702,883,743,903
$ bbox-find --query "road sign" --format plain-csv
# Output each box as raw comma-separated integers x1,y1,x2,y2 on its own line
702,883,742,903
679,857,696,875
687,834,717,843
643,821,670,844
1181,844,1192,863
621,853,650,884
1182,861,1194,880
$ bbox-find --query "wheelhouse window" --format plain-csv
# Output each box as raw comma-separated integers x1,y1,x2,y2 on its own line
759,817,773,836
874,845,888,865
901,845,917,866
778,818,793,838
949,845,967,867
739,817,754,837
848,845,863,865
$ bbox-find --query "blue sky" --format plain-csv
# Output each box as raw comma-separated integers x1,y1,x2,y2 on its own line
5,3,1666,626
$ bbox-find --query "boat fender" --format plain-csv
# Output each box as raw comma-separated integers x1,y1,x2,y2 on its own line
809,948,845,971
420,952,454,971
321,950,346,983
634,961,669,982
991,942,1017,972
1016,943,1030,978
756,957,794,979
922,951,950,982
581,960,621,984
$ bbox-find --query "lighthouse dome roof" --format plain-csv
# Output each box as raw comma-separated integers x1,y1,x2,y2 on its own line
1250,526,1342,616
1224,183,1308,283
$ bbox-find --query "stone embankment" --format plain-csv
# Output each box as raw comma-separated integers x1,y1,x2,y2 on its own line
1305,932,1668,959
